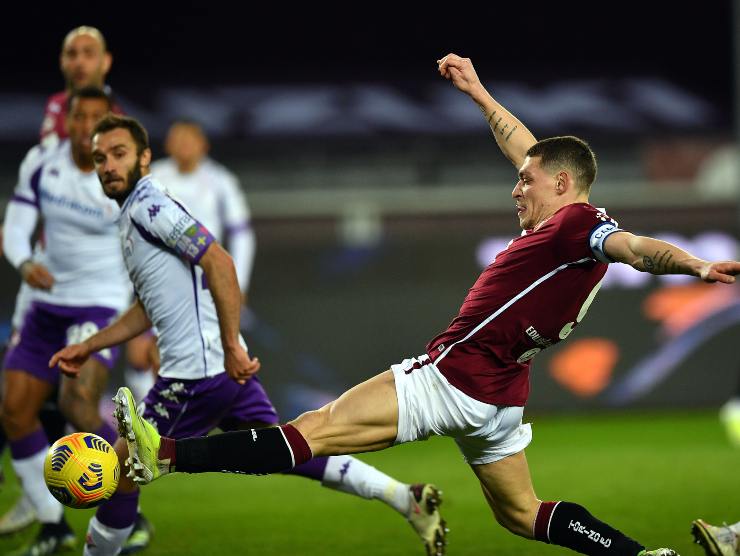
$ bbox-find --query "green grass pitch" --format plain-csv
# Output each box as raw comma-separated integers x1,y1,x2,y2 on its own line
1,410,737,555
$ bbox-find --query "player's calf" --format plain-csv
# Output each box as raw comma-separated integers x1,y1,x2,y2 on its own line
535,501,678,555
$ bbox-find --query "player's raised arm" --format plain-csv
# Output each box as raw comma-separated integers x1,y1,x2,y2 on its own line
438,53,537,168
603,231,740,283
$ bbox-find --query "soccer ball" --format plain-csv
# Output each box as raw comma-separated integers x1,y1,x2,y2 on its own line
44,432,120,509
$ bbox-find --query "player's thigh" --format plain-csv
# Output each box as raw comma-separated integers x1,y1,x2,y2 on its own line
471,450,540,538
291,369,399,455
59,357,108,405
1,369,55,434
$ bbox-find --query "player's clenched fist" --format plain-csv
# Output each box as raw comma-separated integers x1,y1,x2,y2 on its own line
225,347,261,385
437,53,483,96
20,260,55,290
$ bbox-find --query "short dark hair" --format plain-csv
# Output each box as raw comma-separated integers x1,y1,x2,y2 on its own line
92,114,150,155
526,136,597,191
66,86,112,112
167,118,207,138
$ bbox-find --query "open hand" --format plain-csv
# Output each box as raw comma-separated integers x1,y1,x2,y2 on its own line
699,261,740,284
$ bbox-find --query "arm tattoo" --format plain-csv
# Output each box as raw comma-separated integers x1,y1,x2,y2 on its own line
487,110,497,124
500,123,509,136
644,250,679,274
493,117,503,133
505,125,518,142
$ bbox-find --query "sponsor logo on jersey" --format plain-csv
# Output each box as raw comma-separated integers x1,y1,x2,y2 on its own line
148,204,162,221
525,326,552,347
167,214,193,245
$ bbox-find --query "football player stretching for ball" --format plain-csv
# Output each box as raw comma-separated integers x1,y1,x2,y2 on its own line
51,114,447,556
90,55,740,556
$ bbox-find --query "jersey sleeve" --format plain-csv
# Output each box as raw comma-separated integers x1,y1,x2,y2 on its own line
218,167,251,230
216,168,255,291
3,146,46,269
131,191,216,264
40,93,66,142
12,145,46,208
555,204,624,264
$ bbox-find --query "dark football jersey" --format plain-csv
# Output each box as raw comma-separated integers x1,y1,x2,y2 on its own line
40,89,123,142
426,203,622,406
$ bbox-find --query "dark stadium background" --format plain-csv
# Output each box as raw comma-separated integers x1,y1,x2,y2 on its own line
0,2,737,418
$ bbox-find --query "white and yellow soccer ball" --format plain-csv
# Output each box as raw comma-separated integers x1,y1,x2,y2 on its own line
44,432,120,509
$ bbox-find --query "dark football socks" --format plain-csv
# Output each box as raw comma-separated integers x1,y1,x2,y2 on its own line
167,424,312,475
535,501,645,555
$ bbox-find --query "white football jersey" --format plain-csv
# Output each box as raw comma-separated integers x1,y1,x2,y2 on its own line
150,158,254,291
118,175,247,379
6,140,130,311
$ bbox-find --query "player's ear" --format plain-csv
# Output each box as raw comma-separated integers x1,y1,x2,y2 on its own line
140,147,152,168
555,171,570,194
102,52,112,75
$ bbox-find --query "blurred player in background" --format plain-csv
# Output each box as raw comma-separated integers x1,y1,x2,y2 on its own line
1,88,131,555
40,26,118,146
51,114,447,556
0,25,124,539
691,518,739,556
108,54,740,556
152,120,256,300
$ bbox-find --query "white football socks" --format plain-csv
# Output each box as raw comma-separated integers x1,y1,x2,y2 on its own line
321,455,411,515
84,516,134,556
11,448,63,523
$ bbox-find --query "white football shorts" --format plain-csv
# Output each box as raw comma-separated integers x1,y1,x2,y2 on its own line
391,354,532,465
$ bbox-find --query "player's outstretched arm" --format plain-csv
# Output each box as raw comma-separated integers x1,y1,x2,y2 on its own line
49,299,152,376
199,243,260,383
438,53,537,168
603,231,740,283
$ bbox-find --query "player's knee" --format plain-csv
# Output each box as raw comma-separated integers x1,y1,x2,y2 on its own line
0,404,33,437
58,387,97,422
493,503,537,539
290,405,330,440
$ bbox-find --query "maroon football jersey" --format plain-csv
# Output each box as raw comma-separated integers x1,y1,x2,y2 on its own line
426,202,622,406
40,89,123,141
